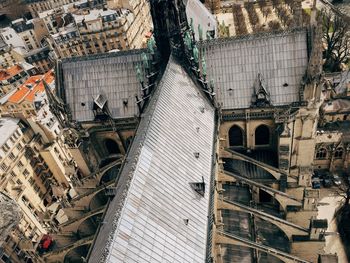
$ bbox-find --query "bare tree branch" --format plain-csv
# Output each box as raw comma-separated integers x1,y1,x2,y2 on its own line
322,8,350,72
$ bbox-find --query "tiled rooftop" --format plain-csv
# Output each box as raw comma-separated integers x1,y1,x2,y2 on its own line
7,70,55,104
0,64,23,81
25,70,55,102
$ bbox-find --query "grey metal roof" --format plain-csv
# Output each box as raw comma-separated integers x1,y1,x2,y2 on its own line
200,29,309,109
88,57,216,263
59,50,145,122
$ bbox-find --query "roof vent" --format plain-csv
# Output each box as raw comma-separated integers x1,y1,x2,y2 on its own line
189,176,205,197
194,152,200,158
26,84,33,89
123,98,128,107
94,94,107,109
183,219,189,225
200,107,205,113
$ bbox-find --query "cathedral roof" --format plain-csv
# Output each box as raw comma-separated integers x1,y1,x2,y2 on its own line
58,49,145,122
200,28,308,109
88,57,216,262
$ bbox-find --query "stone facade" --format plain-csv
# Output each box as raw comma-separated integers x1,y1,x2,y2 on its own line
44,1,152,59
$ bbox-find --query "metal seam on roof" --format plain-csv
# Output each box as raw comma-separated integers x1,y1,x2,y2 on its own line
88,57,216,263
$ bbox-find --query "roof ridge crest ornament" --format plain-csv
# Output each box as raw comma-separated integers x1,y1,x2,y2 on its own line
251,72,271,108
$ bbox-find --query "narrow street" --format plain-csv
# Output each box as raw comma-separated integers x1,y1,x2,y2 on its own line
317,188,348,262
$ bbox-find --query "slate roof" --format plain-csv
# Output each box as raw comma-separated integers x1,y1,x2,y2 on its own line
88,57,216,263
200,28,309,109
58,50,145,122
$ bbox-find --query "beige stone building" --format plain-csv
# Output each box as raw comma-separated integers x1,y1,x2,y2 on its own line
10,19,40,52
0,114,91,262
24,0,152,60
43,1,152,59
0,37,25,68
24,0,91,18
0,118,52,262
23,46,54,74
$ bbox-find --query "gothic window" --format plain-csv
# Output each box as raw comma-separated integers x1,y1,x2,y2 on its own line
229,125,244,147
334,148,343,159
316,148,327,159
255,125,270,146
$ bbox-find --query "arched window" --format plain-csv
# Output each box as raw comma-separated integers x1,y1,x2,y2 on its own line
316,148,327,159
229,125,244,147
334,148,343,159
105,139,120,155
255,125,270,145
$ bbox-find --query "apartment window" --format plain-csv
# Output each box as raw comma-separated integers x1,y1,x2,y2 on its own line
16,143,23,151
10,136,15,144
28,177,34,185
1,163,8,171
2,143,10,153
10,171,16,177
9,153,15,161
34,185,40,193
40,174,46,182
17,161,24,168
23,169,29,178
16,179,22,185
28,203,34,210
21,195,28,203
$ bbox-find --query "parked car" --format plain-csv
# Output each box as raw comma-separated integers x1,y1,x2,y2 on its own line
312,177,321,189
323,175,332,187
332,174,342,186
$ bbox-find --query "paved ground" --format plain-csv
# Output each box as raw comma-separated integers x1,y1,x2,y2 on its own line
317,187,348,262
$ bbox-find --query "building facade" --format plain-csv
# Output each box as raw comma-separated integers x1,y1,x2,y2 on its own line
45,1,152,59
0,63,37,99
